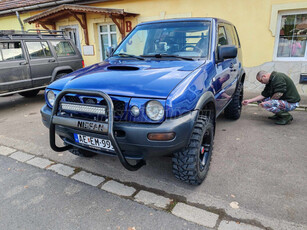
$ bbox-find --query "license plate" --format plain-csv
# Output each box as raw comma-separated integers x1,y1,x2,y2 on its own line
74,134,114,151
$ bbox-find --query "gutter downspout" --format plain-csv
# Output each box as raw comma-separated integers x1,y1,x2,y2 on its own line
15,11,24,32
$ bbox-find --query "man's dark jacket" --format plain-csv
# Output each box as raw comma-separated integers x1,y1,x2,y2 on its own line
261,71,301,103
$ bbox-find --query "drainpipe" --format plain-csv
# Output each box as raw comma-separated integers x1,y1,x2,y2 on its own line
15,11,24,32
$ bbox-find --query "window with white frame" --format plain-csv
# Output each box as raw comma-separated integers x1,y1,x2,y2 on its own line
98,24,117,60
275,12,307,60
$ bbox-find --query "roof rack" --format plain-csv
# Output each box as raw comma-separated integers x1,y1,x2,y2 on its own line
0,29,69,40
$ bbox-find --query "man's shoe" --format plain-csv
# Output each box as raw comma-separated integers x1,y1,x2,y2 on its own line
268,114,279,120
275,112,293,125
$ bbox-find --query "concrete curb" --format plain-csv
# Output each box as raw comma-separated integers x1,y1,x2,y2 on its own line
1,145,307,230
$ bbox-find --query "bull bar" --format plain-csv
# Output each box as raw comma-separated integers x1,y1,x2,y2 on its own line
49,89,146,171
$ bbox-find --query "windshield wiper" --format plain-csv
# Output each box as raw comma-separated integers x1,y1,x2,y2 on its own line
141,54,194,61
113,53,145,60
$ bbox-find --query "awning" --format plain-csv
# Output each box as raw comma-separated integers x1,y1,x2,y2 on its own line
24,4,138,44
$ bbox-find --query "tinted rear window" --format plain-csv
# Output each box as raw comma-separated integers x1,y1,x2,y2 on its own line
51,41,76,56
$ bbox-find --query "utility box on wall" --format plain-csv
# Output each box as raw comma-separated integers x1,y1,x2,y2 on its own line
299,73,307,84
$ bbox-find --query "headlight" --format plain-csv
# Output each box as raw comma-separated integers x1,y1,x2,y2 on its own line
146,100,164,121
131,105,140,117
47,90,56,107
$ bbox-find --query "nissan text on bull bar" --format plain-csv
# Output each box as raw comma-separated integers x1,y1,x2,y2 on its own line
41,18,245,185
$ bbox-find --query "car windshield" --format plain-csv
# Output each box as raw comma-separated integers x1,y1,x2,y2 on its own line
113,21,211,59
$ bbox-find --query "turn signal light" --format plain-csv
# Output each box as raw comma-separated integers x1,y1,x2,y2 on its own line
82,60,85,68
147,132,176,141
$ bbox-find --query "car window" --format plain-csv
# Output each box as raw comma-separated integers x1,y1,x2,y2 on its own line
0,42,24,61
26,41,52,59
51,41,76,56
114,21,211,58
233,26,241,47
225,24,236,46
218,26,228,46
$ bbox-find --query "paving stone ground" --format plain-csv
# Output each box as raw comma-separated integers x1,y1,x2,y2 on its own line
9,151,34,162
0,146,16,156
134,190,172,209
71,171,105,186
101,180,136,197
48,163,75,177
26,157,54,169
172,202,219,229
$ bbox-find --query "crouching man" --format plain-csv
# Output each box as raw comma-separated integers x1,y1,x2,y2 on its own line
242,71,301,125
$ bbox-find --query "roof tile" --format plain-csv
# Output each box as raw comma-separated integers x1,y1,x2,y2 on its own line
0,0,55,11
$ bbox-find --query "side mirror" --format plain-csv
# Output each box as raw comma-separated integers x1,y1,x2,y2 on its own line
217,45,237,62
106,46,114,58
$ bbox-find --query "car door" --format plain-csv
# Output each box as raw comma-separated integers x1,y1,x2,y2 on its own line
224,23,239,96
0,40,31,94
25,41,59,87
50,40,83,71
211,24,233,113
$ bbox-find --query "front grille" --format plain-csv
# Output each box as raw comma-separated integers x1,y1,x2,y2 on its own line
63,95,126,119
114,101,125,117
65,95,81,103
99,99,125,117
83,97,97,104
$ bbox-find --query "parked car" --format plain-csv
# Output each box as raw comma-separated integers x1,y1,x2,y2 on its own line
41,18,245,185
0,30,83,97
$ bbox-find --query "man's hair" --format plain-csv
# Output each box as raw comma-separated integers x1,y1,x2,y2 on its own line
256,70,267,80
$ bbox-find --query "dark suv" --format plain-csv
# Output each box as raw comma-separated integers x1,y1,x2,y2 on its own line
0,30,83,97
41,18,245,185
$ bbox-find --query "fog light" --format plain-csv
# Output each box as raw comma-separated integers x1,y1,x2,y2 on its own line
147,132,176,141
131,105,140,117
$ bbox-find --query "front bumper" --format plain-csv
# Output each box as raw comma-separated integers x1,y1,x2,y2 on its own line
41,104,198,160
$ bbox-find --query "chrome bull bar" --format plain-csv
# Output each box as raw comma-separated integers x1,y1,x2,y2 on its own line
49,89,146,171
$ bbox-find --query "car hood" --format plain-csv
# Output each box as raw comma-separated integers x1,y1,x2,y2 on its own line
49,59,204,99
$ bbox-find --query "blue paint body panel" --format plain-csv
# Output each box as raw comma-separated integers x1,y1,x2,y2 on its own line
41,17,245,165
48,60,203,99
42,17,245,157
45,18,244,123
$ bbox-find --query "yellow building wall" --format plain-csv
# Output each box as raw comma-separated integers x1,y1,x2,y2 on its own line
0,12,33,31
88,0,307,67
0,0,306,67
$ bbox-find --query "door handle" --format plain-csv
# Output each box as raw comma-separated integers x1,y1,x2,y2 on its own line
19,61,28,65
48,59,56,62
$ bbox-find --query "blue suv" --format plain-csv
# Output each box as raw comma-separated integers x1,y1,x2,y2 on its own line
41,18,245,185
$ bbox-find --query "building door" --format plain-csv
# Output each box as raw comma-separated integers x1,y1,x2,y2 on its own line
98,24,117,61
60,25,81,52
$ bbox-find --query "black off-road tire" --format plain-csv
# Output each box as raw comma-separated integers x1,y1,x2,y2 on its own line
19,89,40,98
224,82,243,120
172,115,214,185
69,148,97,158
